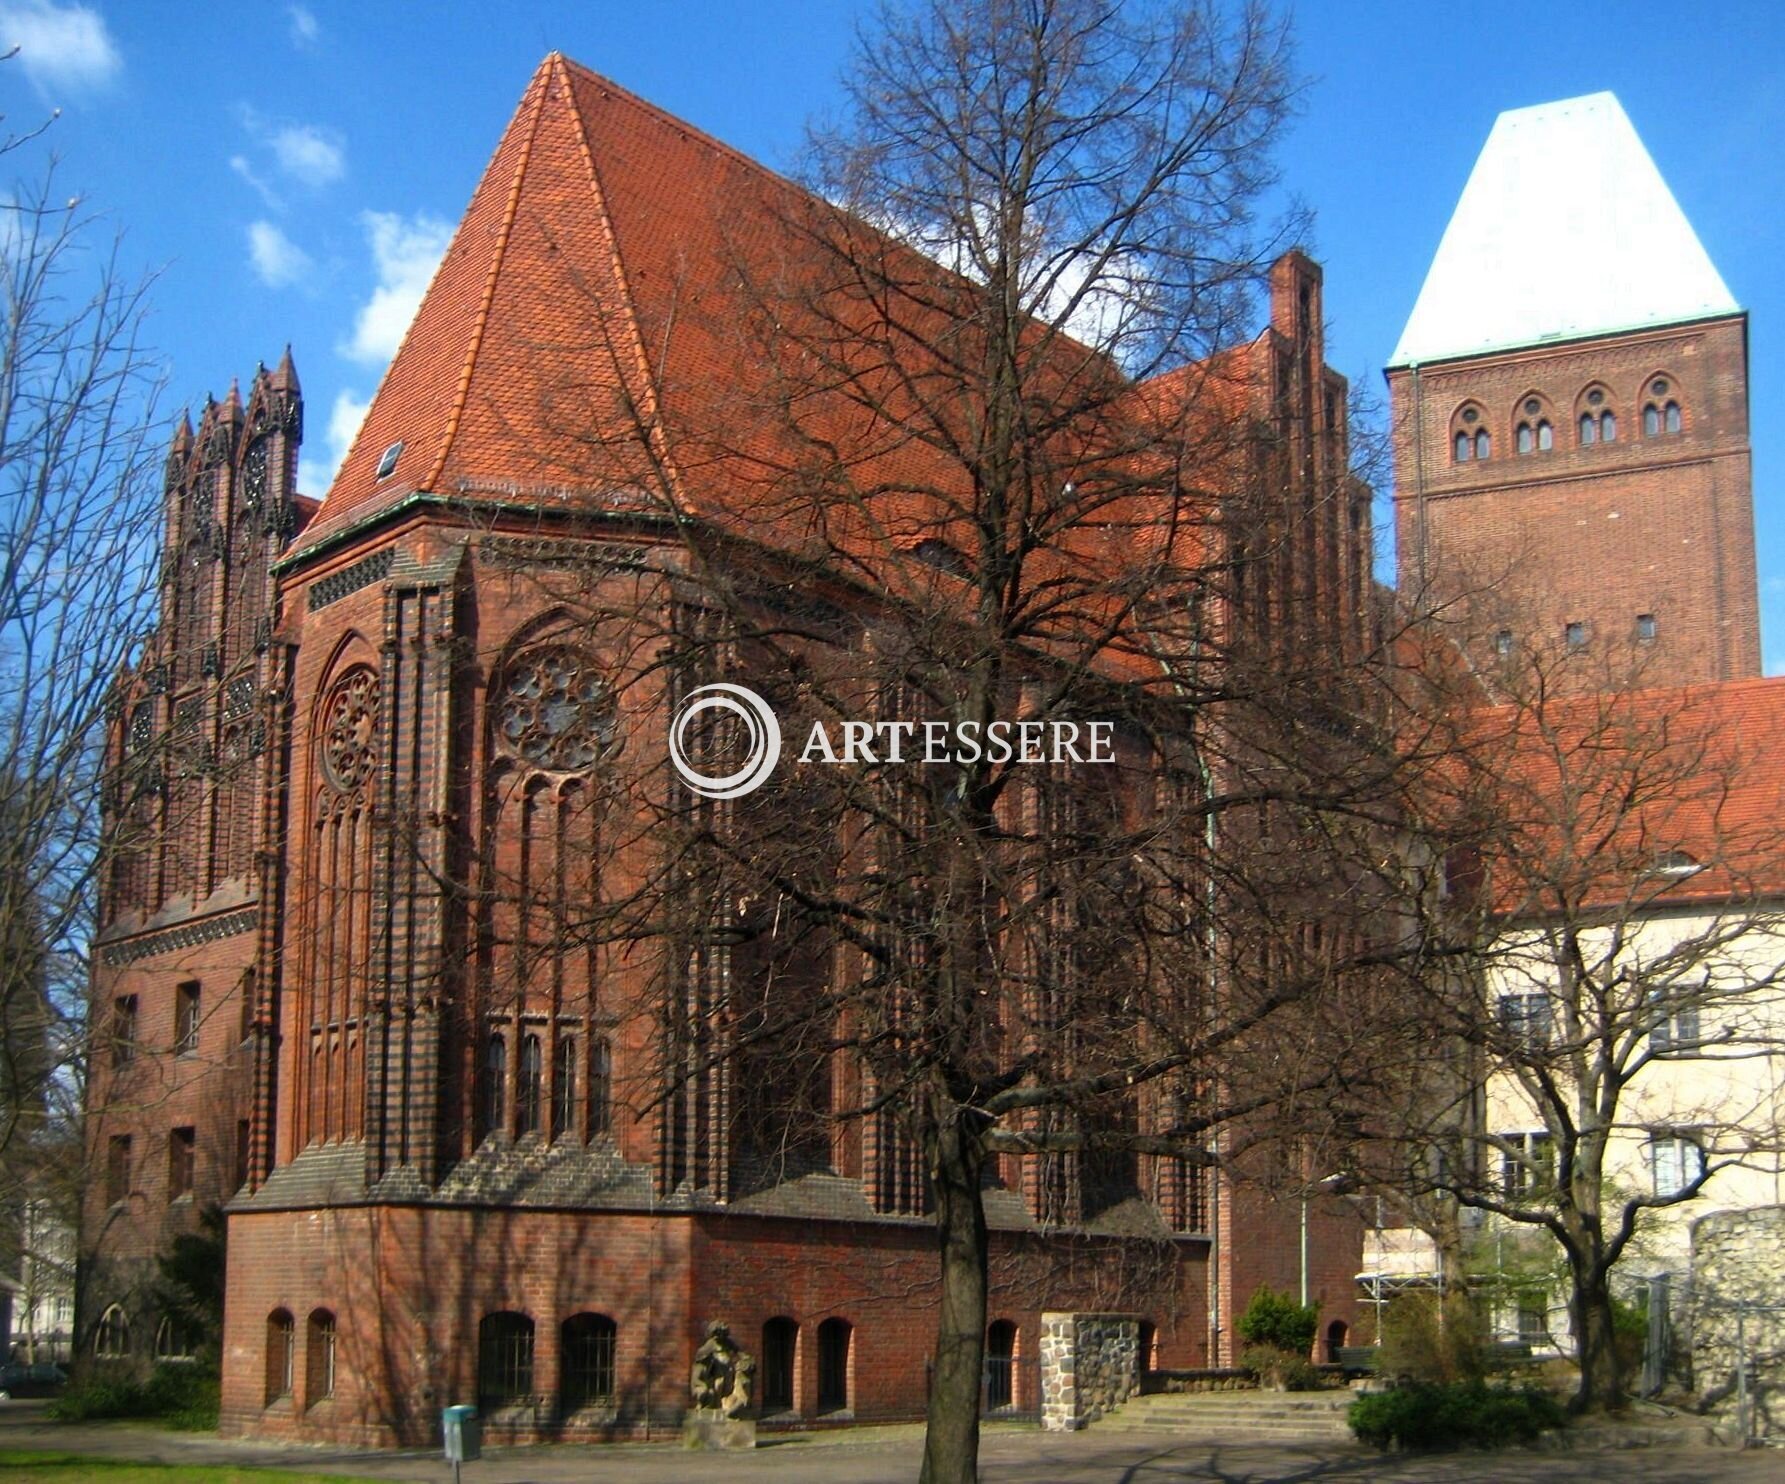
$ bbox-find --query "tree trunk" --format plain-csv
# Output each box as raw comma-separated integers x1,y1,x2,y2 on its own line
920,1106,989,1484
1567,1258,1623,1413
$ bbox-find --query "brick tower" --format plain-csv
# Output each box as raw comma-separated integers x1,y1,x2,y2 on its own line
1387,92,1758,687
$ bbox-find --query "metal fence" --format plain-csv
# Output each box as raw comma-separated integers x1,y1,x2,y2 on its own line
980,1352,1042,1422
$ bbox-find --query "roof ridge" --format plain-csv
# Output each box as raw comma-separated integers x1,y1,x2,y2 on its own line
556,57,688,512
422,54,555,494
556,53,806,198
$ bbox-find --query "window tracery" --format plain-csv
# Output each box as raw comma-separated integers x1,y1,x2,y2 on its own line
494,646,614,772
319,668,379,794
1642,376,1683,437
1449,403,1489,463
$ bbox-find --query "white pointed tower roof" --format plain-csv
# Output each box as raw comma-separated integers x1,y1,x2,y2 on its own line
1389,92,1739,367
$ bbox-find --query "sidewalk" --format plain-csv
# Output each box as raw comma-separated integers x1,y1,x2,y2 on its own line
2,1401,1778,1483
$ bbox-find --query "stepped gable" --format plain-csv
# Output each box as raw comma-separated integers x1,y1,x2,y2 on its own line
1391,91,1739,367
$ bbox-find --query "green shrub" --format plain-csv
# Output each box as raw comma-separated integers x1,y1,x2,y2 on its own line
1377,1293,1489,1383
48,1364,219,1430
1610,1294,1647,1386
1236,1285,1318,1355
1348,1380,1566,1450
1240,1343,1323,1392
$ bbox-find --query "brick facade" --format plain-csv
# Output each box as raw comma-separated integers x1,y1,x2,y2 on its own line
1390,314,1759,688
81,55,1364,1448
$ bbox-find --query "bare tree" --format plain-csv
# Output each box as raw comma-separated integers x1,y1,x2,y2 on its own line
1370,636,1785,1412
441,6,1423,1480
0,139,164,1323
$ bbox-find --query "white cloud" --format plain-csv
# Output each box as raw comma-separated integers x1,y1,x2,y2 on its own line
270,122,344,188
342,210,452,366
286,4,317,47
0,0,121,92
296,388,371,498
229,155,282,211
246,220,313,289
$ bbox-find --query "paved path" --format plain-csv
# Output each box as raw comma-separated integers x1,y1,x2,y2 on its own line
2,1402,1777,1483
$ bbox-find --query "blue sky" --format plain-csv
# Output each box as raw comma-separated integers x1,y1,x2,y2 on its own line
3,1,1782,664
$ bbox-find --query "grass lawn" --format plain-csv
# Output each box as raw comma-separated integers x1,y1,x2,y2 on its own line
0,1453,388,1483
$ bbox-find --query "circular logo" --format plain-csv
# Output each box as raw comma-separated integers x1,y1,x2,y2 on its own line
668,683,782,800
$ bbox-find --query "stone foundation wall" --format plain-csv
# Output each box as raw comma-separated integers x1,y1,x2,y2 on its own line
1039,1312,1138,1431
1690,1206,1785,1441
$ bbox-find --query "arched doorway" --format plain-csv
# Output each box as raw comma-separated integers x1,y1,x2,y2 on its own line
1325,1319,1348,1364
985,1320,1017,1411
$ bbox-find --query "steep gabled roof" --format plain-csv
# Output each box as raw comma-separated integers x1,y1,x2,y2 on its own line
299,52,1246,589
302,53,997,556
1475,675,1785,915
1389,92,1739,368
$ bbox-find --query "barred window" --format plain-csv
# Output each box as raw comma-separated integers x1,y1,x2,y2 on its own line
477,1311,535,1408
266,1309,295,1402
560,1313,617,1408
308,1310,336,1403
761,1317,797,1411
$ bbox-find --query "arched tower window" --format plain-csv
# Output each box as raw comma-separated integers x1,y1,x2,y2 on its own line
1514,395,1553,455
1450,402,1489,463
1642,375,1684,436
1576,385,1617,446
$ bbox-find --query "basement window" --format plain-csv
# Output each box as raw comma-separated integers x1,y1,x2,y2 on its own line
375,441,404,480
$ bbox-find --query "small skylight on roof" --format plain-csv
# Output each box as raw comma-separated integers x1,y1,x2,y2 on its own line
376,441,404,480
1653,850,1702,879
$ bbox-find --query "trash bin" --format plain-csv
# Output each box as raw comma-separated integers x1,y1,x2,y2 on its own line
443,1403,481,1463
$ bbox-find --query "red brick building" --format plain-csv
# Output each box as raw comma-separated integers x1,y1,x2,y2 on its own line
1389,92,1758,689
82,55,1366,1445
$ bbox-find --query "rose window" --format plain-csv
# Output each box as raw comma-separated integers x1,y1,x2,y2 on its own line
497,647,614,771
320,667,379,792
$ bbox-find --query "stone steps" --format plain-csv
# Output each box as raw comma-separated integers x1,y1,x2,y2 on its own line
1099,1390,1356,1441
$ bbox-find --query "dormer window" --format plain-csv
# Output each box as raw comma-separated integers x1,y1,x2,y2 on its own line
375,441,404,480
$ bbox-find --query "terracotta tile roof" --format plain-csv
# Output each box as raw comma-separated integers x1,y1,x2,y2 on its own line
299,53,1249,582
1468,674,1785,912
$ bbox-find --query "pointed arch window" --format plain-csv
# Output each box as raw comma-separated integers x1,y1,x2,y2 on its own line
517,1032,543,1136
1515,396,1552,456
483,1032,508,1137
1642,377,1683,437
590,1036,612,1136
1450,404,1489,463
95,1304,130,1360
1577,387,1617,446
